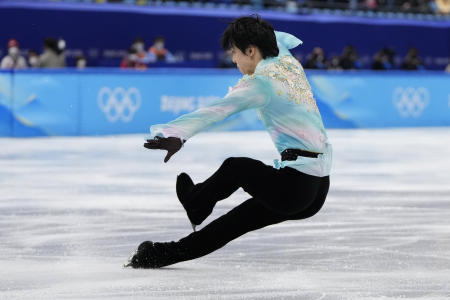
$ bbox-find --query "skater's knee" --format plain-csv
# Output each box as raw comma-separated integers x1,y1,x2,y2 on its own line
222,157,238,169
222,157,251,168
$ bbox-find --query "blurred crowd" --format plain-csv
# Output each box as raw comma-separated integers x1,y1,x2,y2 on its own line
0,37,87,70
120,37,176,69
2,36,449,72
0,36,177,70
302,0,449,14
302,45,432,70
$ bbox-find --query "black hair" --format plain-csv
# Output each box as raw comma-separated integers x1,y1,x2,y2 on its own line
43,37,58,53
43,37,65,55
221,15,279,59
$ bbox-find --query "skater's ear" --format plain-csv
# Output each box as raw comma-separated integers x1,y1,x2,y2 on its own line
245,45,259,58
245,46,254,57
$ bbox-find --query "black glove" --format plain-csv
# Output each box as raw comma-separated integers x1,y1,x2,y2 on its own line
144,136,185,163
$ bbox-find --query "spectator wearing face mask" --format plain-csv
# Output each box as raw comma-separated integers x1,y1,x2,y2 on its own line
132,37,147,58
75,54,87,69
38,37,66,68
130,37,154,65
120,47,147,70
1,39,27,69
148,36,176,63
28,50,39,68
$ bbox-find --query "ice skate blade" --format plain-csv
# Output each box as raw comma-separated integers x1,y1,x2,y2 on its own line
191,222,197,232
123,262,133,268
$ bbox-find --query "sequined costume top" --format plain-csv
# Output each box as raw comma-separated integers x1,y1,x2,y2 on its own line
149,31,332,177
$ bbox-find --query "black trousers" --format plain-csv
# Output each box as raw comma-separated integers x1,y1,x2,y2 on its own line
177,157,330,260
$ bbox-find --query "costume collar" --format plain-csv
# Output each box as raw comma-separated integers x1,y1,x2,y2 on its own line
275,31,303,50
254,31,303,73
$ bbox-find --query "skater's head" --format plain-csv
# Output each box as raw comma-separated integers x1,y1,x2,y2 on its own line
221,15,279,75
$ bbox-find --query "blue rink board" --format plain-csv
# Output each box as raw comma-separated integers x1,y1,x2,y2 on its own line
0,69,449,137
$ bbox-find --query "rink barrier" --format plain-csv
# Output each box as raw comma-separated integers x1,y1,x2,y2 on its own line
0,68,449,137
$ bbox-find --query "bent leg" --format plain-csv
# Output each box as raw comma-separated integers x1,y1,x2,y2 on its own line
177,197,288,261
184,157,282,215
177,177,330,263
128,176,331,269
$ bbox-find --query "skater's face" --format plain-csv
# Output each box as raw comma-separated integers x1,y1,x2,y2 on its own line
230,45,262,75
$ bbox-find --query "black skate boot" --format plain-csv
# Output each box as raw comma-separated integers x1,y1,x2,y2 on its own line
124,241,190,269
176,173,214,231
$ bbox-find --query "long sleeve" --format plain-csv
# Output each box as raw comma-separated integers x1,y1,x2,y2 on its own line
149,75,270,141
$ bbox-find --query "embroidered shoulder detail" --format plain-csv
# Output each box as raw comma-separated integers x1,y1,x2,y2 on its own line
256,55,318,112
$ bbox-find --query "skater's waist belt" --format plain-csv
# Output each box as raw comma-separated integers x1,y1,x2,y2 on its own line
281,148,321,161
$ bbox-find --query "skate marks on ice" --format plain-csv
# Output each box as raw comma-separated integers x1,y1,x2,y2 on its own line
0,128,449,299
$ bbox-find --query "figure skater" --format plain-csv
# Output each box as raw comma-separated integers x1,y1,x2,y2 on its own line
125,15,332,269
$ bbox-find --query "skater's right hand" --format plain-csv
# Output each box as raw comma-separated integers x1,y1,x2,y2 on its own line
144,136,185,163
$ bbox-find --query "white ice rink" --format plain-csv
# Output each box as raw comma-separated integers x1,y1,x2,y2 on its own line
1,128,449,299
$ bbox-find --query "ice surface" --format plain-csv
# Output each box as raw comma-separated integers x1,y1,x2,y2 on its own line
0,128,449,299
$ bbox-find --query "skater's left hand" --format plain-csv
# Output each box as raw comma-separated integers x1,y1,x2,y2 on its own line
144,136,185,163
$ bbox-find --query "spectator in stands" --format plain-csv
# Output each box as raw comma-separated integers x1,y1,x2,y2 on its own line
371,47,395,70
399,0,431,13
304,47,327,69
28,50,39,68
148,36,176,63
131,37,150,64
130,36,158,66
131,37,147,59
365,0,378,9
120,47,147,70
401,0,413,11
0,38,27,69
339,45,360,69
38,37,66,68
372,51,386,70
75,54,87,69
401,47,424,70
327,55,342,70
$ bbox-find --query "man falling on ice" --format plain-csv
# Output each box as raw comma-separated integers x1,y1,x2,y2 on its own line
125,15,332,268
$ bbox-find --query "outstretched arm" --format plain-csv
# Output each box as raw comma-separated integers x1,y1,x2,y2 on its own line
145,76,269,162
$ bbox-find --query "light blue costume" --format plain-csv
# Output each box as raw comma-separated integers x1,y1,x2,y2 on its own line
150,31,332,177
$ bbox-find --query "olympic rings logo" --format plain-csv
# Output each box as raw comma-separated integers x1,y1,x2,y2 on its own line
97,87,141,122
392,86,430,118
